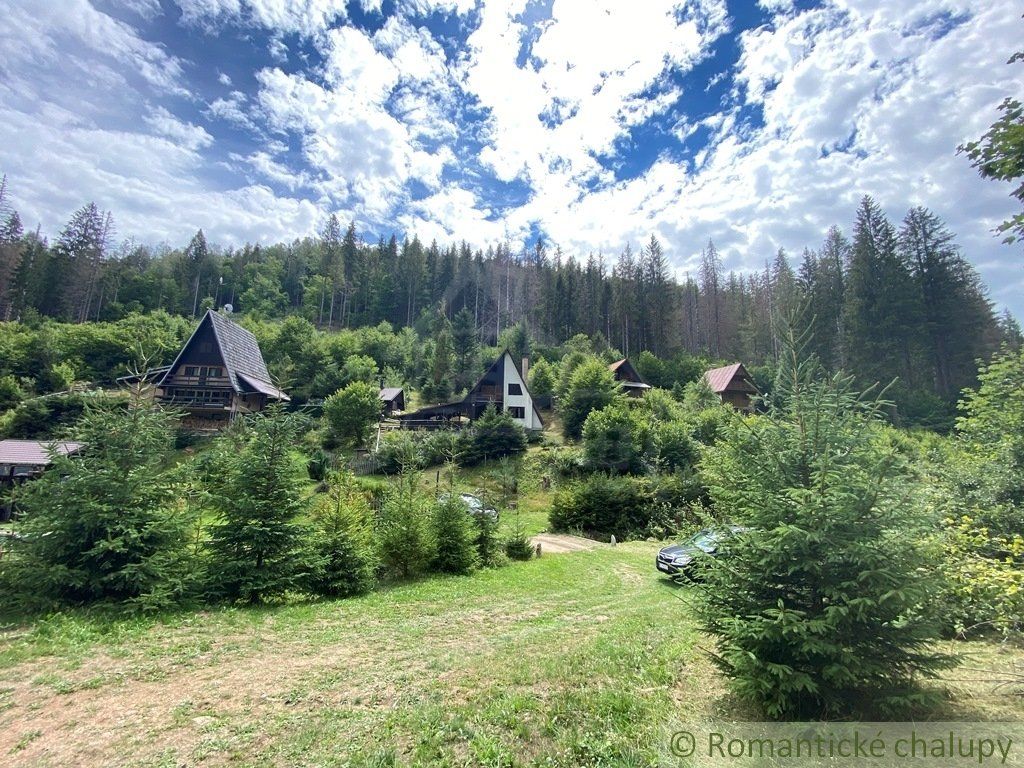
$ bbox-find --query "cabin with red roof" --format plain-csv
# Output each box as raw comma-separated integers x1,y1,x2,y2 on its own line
703,363,758,411
608,358,652,398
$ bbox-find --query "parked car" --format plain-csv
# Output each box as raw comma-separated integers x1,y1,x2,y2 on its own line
656,526,749,578
437,492,499,522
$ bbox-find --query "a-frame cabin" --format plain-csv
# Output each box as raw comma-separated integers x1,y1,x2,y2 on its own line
155,310,289,430
608,358,652,397
399,350,543,431
463,350,543,430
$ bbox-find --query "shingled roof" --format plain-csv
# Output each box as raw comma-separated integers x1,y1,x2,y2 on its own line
159,310,288,401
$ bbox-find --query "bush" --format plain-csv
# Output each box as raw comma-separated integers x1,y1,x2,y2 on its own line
684,406,729,445
374,430,422,474
935,514,1024,638
307,448,333,482
430,496,479,575
653,421,698,471
307,475,379,598
3,393,87,439
549,474,667,539
323,381,382,446
560,359,621,440
0,375,23,413
695,345,955,719
458,404,527,466
581,402,650,474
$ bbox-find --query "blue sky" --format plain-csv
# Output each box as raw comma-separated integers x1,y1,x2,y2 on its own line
1,0,1022,317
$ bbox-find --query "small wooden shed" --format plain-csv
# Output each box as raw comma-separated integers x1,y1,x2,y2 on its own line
608,358,652,397
379,387,405,416
703,363,759,411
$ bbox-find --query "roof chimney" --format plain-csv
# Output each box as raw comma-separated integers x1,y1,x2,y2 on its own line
521,356,530,381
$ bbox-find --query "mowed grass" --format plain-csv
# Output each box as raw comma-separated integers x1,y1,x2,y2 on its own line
1,539,1021,767
0,542,714,766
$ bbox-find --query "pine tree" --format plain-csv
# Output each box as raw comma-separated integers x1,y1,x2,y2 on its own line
205,408,309,603
308,474,379,597
184,229,209,318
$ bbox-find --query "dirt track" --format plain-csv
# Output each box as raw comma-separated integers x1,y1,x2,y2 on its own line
529,533,602,554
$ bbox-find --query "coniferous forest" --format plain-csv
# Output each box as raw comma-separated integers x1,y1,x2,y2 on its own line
1,172,1019,429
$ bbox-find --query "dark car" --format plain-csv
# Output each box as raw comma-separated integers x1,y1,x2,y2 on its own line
656,526,748,578
437,492,499,523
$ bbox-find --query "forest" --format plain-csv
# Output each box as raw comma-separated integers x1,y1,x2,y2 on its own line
0,172,1020,429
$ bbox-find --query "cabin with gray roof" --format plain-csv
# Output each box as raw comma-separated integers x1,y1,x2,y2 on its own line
154,310,288,430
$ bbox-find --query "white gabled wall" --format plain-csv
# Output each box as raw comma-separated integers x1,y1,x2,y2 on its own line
500,352,541,430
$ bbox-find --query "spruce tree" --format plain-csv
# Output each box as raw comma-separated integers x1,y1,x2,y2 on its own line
842,196,921,387
4,387,187,608
451,306,479,391
696,328,956,718
206,408,309,603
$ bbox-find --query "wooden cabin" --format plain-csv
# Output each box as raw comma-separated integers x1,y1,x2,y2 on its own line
703,363,759,411
0,439,83,520
399,351,543,431
154,310,289,431
379,387,405,416
609,358,652,397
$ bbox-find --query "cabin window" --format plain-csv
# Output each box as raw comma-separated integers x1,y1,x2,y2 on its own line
507,383,523,396
507,406,525,419
205,367,223,378
184,366,199,377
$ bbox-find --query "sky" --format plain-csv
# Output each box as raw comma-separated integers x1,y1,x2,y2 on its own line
1,0,1022,316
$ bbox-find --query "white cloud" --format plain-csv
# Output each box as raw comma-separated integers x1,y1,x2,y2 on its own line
1,0,185,94
461,0,729,189
144,107,214,152
218,72,233,86
206,90,259,131
175,0,349,36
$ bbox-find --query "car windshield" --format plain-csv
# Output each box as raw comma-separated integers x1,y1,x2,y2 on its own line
687,530,719,551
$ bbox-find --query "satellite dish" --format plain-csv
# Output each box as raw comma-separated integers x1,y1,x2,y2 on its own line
223,303,233,314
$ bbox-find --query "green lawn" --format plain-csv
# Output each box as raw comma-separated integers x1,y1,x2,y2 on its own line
1,545,1021,765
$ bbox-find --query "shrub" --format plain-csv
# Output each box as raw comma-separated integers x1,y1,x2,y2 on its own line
504,528,535,561
374,430,423,474
695,343,955,719
651,421,697,472
307,448,333,482
935,514,1024,638
458,404,527,466
581,403,650,474
323,381,382,446
3,393,87,439
377,474,434,580
560,359,621,439
307,475,379,598
528,358,556,398
0,375,23,413
684,406,729,445
549,474,666,539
